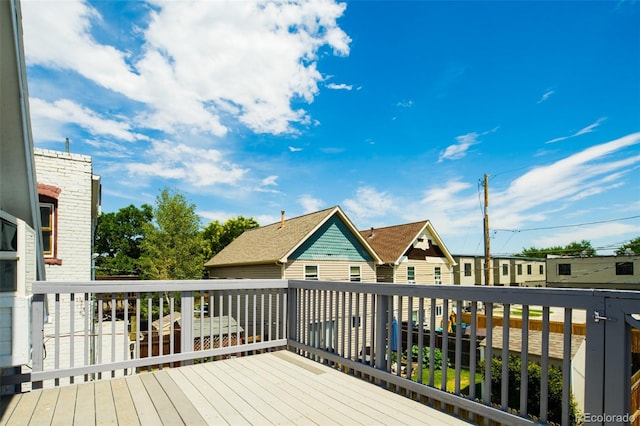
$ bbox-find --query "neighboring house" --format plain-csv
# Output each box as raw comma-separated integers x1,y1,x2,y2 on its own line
546,254,640,290
205,206,382,354
0,0,45,395
479,326,586,411
359,220,456,285
453,255,545,287
34,148,104,386
205,206,381,281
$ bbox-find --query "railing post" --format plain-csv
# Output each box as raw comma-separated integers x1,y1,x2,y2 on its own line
287,284,298,350
181,291,194,365
31,293,45,389
375,294,389,372
602,298,633,426
584,298,606,423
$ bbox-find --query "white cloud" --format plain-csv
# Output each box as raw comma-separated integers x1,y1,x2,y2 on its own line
396,100,413,108
545,117,607,144
438,132,481,162
289,146,304,152
299,195,325,213
537,90,555,104
343,186,395,219
22,0,351,136
261,175,279,186
30,98,146,142
125,140,248,187
533,222,640,249
326,83,353,90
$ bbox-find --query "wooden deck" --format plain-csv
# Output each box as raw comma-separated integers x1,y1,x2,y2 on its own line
1,351,469,425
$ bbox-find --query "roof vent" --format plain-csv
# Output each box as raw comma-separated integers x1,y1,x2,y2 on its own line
280,210,285,229
369,227,374,238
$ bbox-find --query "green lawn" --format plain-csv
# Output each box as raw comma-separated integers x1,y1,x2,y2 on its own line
411,367,483,394
494,307,545,317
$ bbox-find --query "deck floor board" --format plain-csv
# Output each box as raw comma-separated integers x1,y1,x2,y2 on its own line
0,351,471,425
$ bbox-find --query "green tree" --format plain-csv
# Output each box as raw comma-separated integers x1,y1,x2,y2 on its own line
94,204,153,276
616,236,640,255
139,188,206,280
202,216,259,259
517,240,596,258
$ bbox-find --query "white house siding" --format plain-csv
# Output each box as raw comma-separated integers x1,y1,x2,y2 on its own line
284,260,376,282
33,149,109,387
394,258,453,285
453,257,478,286
493,258,511,286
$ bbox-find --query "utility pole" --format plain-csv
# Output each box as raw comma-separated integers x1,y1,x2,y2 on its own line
483,174,491,286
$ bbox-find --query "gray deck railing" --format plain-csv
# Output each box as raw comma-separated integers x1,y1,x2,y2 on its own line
31,280,640,425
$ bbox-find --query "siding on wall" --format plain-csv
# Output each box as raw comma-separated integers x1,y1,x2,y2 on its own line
284,260,376,282
290,216,373,262
394,259,453,285
208,264,282,279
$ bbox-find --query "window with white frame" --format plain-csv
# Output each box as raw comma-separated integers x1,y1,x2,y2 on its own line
349,265,361,282
407,266,415,283
304,265,318,280
434,267,442,284
0,217,18,292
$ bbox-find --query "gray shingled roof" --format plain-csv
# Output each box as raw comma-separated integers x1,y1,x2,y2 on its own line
205,206,339,267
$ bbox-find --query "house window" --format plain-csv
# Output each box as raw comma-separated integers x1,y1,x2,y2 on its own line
304,265,318,280
502,264,508,276
434,267,442,284
350,266,361,282
517,264,522,275
407,266,415,283
351,316,361,328
463,263,472,277
435,305,443,317
0,217,18,292
616,262,634,275
558,264,571,275
539,265,544,274
40,202,55,257
527,264,532,275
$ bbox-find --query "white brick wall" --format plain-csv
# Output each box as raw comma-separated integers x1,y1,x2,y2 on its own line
34,149,109,385
35,148,94,281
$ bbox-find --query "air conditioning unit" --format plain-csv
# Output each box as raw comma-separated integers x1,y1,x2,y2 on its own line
0,211,36,367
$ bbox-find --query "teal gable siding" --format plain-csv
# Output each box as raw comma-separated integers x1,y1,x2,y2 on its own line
290,216,373,261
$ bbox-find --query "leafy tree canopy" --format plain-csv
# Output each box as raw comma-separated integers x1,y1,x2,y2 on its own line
616,236,640,255
94,204,153,276
139,188,206,280
516,240,596,258
203,216,259,259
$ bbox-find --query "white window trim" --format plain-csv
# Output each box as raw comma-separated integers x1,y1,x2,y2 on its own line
304,264,318,280
349,265,361,282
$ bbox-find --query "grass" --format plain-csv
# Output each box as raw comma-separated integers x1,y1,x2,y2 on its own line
494,306,546,317
411,367,483,394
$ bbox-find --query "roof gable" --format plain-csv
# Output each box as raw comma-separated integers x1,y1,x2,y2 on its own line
290,215,373,262
360,220,455,266
205,206,381,267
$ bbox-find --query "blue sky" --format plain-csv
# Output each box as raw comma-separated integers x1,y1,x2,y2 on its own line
20,0,640,256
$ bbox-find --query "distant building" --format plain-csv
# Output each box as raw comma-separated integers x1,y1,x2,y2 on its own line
546,254,640,290
359,220,455,285
452,255,545,287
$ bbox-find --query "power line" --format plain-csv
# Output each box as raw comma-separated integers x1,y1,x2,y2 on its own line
493,215,640,233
